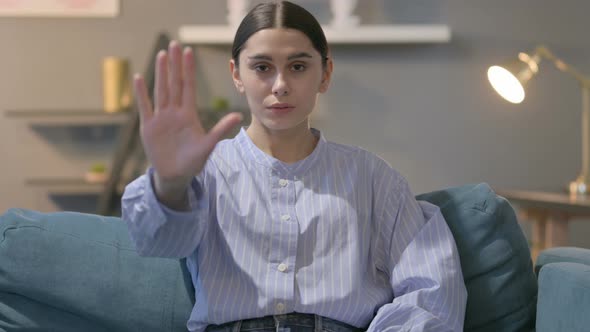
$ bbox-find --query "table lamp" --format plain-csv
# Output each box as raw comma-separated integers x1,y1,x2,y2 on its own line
487,45,590,195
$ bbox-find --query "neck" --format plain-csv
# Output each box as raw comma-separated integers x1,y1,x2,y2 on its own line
246,119,318,164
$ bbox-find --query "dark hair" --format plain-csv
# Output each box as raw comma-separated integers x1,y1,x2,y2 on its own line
231,1,329,68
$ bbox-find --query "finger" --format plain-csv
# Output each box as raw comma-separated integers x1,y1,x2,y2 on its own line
204,112,244,147
181,46,197,110
154,50,169,111
168,40,183,107
133,74,153,122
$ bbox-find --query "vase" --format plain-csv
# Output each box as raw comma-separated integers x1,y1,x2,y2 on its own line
330,0,360,28
227,0,249,28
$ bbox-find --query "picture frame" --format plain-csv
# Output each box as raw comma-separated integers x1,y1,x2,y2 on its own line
0,0,119,18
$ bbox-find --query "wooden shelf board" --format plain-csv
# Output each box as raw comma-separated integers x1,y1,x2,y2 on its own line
179,24,452,45
4,109,131,126
26,177,104,195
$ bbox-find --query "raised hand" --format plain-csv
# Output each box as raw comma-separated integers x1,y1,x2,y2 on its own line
134,41,243,203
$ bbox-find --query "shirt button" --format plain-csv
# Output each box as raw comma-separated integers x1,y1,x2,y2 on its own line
281,215,291,222
278,263,288,272
279,179,289,187
276,302,285,312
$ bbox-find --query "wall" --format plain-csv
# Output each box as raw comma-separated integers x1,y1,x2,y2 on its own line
0,0,588,247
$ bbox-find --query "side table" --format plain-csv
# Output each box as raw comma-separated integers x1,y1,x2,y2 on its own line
496,189,590,261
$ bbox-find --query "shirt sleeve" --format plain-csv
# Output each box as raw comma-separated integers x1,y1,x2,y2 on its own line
121,167,210,258
368,177,467,332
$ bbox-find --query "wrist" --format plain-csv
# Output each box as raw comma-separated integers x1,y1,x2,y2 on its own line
151,171,191,210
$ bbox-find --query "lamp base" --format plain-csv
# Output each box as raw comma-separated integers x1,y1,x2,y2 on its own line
569,178,590,196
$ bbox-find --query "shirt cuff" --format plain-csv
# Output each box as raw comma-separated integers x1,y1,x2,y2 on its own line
145,167,204,223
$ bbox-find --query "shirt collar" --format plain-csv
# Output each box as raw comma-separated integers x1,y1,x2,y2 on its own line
234,127,327,177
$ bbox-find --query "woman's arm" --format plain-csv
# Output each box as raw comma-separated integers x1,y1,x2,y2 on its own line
121,167,210,259
368,177,467,332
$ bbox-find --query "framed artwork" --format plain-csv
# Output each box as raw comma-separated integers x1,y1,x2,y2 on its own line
0,0,119,17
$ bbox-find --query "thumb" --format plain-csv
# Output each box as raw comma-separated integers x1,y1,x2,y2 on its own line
204,112,244,147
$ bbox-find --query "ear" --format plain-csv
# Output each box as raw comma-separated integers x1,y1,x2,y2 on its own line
319,57,333,93
230,59,245,94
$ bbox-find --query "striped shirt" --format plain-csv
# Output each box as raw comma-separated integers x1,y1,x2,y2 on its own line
122,128,467,332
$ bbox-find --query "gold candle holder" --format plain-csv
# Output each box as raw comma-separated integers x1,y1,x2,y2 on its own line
102,56,132,113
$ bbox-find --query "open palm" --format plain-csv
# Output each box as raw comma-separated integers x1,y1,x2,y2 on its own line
134,41,242,191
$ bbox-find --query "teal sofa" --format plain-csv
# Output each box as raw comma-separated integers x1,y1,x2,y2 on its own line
1,183,589,331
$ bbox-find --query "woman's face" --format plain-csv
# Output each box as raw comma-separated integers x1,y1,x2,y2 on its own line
230,28,332,132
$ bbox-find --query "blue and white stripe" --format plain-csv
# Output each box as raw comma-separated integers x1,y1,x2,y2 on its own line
122,127,467,332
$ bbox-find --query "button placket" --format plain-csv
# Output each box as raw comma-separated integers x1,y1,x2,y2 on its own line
279,178,291,223
270,172,297,315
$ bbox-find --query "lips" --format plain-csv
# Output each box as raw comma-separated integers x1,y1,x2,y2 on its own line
267,103,295,114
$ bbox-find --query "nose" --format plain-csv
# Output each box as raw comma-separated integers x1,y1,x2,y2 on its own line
272,73,289,96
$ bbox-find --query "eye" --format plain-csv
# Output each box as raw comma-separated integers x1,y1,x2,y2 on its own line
291,63,306,72
254,64,271,72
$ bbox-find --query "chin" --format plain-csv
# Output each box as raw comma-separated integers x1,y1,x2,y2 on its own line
259,116,309,132
262,121,298,131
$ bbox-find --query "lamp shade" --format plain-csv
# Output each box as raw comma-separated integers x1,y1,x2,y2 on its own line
487,52,541,104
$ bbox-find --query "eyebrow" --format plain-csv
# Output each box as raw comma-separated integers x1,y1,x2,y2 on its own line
247,52,314,61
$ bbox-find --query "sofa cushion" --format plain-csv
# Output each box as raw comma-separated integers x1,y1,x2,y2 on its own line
417,183,537,332
535,247,590,274
535,262,590,332
0,208,194,331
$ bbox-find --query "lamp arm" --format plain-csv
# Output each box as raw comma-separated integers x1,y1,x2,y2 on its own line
534,46,590,191
535,45,590,88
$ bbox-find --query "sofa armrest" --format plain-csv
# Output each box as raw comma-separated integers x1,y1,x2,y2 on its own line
535,262,590,332
0,208,194,331
535,247,590,274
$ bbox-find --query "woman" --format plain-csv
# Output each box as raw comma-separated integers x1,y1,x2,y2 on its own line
122,1,467,331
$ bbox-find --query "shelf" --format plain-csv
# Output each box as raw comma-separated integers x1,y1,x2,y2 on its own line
4,109,131,126
26,177,105,195
4,108,249,126
179,24,451,45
